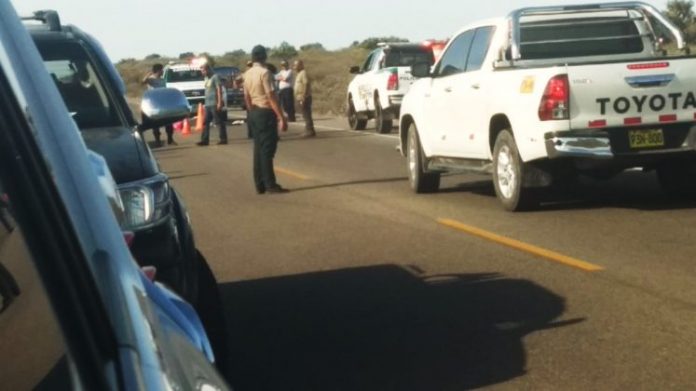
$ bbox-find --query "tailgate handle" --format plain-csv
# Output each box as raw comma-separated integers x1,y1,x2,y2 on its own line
625,74,675,88
444,86,453,93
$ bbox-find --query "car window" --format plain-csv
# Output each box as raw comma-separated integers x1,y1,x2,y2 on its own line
35,41,121,130
165,68,204,82
0,182,72,390
384,47,434,67
437,29,475,77
361,51,378,73
466,26,496,72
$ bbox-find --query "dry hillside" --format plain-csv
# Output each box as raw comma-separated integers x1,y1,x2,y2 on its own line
116,47,370,116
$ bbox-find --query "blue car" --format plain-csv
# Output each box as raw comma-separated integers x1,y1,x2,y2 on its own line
0,1,229,389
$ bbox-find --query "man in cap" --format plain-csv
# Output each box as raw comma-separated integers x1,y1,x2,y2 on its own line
275,60,296,122
293,59,315,137
197,62,228,146
244,45,288,194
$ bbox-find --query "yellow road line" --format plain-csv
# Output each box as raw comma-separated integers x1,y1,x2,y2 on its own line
437,218,604,272
275,167,310,180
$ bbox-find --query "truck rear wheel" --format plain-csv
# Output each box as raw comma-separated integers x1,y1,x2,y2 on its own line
656,160,696,198
407,123,440,193
375,98,393,134
492,130,538,211
347,98,367,130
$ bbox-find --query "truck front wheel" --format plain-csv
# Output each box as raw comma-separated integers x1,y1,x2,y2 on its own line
493,130,538,211
407,123,440,193
656,160,696,198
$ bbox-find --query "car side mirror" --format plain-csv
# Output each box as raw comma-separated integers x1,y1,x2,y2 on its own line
139,88,191,131
349,66,360,74
411,62,431,78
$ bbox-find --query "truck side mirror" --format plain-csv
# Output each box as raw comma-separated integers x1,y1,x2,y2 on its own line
411,62,431,78
139,88,191,131
349,66,360,74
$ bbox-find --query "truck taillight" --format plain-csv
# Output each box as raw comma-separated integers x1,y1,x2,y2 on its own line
387,71,399,91
538,74,569,121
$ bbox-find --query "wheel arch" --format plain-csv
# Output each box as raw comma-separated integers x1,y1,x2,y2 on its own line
489,114,512,154
400,114,415,157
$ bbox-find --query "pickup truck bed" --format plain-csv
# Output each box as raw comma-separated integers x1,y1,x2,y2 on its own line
400,1,696,211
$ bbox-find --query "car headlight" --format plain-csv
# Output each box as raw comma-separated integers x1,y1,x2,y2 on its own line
119,176,170,230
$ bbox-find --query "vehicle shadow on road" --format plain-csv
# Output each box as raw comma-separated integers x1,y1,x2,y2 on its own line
289,176,408,192
219,265,580,391
442,173,696,211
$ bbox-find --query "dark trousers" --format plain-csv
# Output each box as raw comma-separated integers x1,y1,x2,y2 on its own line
248,108,279,191
153,124,174,143
300,95,315,133
201,106,228,143
279,88,296,121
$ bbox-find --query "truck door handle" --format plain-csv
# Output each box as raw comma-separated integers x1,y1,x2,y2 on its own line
444,87,453,93
471,83,480,90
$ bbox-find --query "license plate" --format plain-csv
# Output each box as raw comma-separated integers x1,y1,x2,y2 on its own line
628,128,664,149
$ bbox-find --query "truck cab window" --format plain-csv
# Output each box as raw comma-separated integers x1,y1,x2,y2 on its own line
437,30,475,77
466,26,495,72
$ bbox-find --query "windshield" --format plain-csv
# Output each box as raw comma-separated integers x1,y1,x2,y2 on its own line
165,68,204,83
36,41,121,129
384,47,434,67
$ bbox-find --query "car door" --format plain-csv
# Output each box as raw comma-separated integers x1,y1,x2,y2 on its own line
425,30,475,155
444,26,496,158
354,50,379,112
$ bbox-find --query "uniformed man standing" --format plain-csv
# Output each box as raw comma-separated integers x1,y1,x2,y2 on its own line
293,59,315,137
244,45,288,194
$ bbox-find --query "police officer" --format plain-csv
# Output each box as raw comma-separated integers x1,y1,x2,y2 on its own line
244,45,288,194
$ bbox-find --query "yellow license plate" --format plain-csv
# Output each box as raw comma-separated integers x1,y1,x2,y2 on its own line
628,129,664,149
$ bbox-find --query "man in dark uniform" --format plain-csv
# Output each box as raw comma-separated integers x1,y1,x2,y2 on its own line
244,45,288,194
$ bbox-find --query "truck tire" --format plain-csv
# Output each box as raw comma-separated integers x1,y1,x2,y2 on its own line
375,97,393,134
492,130,538,211
347,98,367,130
656,159,696,198
407,123,440,193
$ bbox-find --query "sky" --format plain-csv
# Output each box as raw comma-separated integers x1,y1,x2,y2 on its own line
12,0,670,61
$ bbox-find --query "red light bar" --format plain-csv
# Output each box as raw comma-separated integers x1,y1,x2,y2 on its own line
624,117,642,125
659,114,677,122
589,120,606,128
627,62,669,70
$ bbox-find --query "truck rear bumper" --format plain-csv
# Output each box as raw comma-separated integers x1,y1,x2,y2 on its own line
545,127,696,159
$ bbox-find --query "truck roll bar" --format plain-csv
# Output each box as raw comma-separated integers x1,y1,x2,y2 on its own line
506,2,686,62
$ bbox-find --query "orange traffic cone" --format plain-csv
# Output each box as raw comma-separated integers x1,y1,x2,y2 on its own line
181,117,191,136
194,103,205,133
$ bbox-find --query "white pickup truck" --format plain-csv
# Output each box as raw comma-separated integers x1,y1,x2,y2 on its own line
400,2,696,211
347,43,435,133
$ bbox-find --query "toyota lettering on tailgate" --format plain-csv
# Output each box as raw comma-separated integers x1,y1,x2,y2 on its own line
596,92,696,115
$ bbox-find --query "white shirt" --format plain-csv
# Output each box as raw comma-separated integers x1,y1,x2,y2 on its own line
275,69,294,90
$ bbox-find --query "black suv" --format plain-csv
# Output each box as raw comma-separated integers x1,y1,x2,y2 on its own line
24,11,200,302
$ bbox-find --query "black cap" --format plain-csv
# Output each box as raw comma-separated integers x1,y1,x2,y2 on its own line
251,45,267,62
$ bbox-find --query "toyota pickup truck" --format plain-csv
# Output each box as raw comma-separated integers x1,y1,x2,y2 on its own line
348,42,435,133
400,2,696,211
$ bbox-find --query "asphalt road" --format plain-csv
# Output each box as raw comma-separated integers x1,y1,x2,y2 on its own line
153,112,696,391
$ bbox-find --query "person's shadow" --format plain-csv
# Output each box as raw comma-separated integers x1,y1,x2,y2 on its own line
219,264,581,391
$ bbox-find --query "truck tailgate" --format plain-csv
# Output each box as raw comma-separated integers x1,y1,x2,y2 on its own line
568,58,696,130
